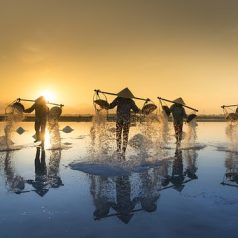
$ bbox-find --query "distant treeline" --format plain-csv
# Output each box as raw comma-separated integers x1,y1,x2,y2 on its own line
0,114,226,122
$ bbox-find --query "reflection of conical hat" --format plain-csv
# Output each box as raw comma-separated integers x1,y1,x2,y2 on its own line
173,185,185,192
117,88,134,98
173,97,185,105
117,214,134,224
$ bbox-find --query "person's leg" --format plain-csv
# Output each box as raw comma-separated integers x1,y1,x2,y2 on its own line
178,124,183,142
174,124,179,143
34,120,41,142
122,123,130,153
116,121,123,152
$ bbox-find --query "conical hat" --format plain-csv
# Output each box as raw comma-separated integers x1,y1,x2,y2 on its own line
35,96,47,105
173,97,185,105
117,88,134,99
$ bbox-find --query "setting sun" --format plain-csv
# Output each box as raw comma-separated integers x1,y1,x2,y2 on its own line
39,90,56,102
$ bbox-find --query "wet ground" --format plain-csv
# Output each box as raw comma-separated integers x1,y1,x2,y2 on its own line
0,121,238,238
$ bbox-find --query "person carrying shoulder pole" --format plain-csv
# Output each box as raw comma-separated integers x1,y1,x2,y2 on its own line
170,97,187,144
108,88,140,155
24,96,49,145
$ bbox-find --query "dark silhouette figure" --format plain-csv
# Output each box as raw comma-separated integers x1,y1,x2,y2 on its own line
170,98,187,144
24,96,49,144
109,88,139,154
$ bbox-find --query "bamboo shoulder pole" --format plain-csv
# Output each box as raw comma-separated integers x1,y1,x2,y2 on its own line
221,104,238,108
95,89,150,102
18,98,64,107
157,97,198,112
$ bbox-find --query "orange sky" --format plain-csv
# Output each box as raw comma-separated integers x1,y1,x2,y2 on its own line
1,0,238,114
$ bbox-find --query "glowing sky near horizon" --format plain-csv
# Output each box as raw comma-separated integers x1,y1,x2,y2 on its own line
1,0,238,114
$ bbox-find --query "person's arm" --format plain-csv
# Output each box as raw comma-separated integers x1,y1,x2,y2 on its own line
24,104,35,113
108,97,118,109
131,100,140,113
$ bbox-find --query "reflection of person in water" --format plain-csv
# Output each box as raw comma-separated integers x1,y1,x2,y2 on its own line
111,176,138,224
153,146,199,192
27,147,48,196
170,147,185,189
139,170,160,213
27,147,63,196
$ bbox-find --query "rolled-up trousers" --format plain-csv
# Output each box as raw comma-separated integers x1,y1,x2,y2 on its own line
116,120,130,153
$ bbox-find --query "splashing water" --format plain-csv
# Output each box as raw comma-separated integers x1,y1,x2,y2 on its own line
128,112,171,158
48,149,63,188
129,113,162,157
90,110,115,156
184,119,198,146
183,149,198,179
0,107,24,150
157,110,171,147
48,118,61,149
1,152,25,193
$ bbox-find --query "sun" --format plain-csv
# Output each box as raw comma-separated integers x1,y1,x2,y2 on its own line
40,90,56,102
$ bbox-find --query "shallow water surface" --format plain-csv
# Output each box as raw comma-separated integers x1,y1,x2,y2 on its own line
0,122,238,238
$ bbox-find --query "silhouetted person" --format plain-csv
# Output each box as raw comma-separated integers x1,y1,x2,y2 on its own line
24,96,49,144
109,88,140,155
170,97,187,144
